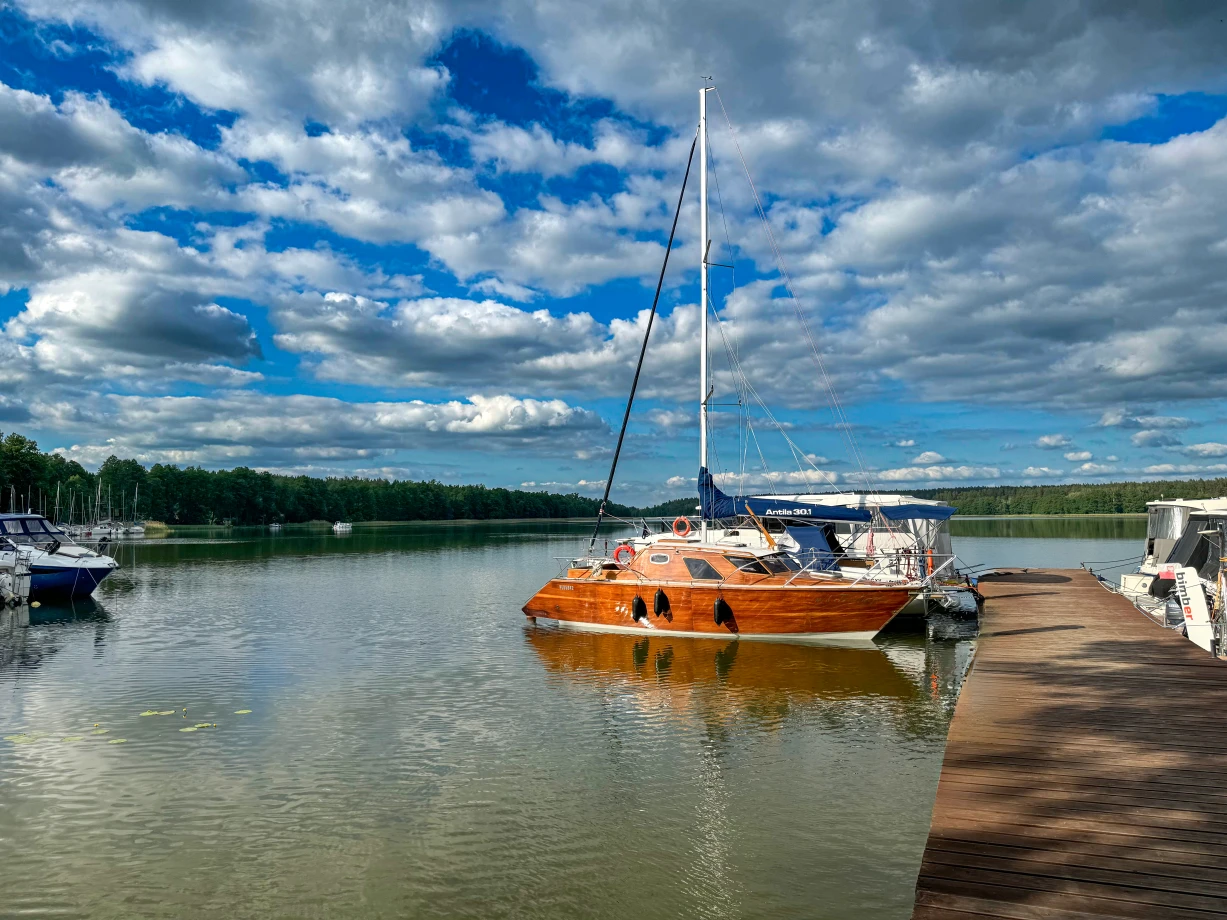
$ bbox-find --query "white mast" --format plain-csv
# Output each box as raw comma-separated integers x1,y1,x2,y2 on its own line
699,84,711,541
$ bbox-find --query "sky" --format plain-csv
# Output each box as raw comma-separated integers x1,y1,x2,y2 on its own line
1,0,1227,503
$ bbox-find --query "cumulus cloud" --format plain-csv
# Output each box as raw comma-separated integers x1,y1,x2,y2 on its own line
874,464,999,483
1064,450,1092,461
1097,410,1194,430
1072,462,1118,476
46,392,610,468
1023,466,1062,478
1184,442,1227,458
1035,434,1072,449
911,450,944,463
1130,429,1182,448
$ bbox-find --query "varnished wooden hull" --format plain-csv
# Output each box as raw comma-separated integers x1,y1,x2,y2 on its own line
522,577,911,643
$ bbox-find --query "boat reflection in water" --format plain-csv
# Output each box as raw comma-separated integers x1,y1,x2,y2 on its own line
524,626,968,738
0,597,109,673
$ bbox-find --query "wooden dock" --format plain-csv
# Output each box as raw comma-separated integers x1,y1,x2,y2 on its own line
913,568,1227,920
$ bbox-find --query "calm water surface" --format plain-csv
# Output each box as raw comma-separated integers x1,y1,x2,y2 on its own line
0,519,1133,919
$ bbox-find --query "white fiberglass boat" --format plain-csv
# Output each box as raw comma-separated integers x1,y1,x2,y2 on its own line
0,513,119,600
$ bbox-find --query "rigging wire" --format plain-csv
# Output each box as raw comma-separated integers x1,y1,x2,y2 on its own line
704,127,844,497
587,131,698,555
712,85,879,497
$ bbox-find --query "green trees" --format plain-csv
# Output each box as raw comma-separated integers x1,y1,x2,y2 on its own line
0,430,639,524
6,426,1226,523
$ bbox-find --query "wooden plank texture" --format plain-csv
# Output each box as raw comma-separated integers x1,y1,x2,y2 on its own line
912,568,1227,919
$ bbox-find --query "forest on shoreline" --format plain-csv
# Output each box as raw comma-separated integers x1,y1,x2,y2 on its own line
1,430,1222,524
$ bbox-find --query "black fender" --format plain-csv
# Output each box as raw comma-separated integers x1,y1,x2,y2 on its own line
653,588,669,616
714,597,732,626
631,595,647,621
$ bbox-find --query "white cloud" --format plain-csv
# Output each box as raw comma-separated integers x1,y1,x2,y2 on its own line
1035,434,1072,449
1184,442,1227,458
875,464,999,482
45,392,609,469
911,450,944,463
1131,429,1182,448
1064,450,1092,461
1023,466,1062,478
1072,462,1118,476
893,439,915,447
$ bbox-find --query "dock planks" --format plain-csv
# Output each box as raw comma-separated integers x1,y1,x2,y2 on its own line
912,568,1227,920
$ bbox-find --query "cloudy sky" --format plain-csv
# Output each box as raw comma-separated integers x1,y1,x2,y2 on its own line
2,1,1226,502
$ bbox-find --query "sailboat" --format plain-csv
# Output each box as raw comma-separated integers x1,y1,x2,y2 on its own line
522,86,914,644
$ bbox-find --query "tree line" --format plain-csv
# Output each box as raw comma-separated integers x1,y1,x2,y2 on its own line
3,429,1221,524
0,431,651,525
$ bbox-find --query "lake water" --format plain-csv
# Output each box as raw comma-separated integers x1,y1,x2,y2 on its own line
0,518,1142,919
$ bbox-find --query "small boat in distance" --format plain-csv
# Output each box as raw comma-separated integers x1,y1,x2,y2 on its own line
523,85,918,644
333,522,352,533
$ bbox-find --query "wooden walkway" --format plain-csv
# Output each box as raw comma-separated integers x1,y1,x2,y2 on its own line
913,568,1227,920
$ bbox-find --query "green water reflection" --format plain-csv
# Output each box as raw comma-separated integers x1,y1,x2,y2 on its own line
951,515,1146,540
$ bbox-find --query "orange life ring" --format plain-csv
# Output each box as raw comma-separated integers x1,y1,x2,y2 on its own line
672,516,693,537
613,544,636,565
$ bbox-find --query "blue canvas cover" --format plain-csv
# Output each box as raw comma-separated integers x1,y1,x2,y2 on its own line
877,504,955,521
785,526,839,571
698,468,872,523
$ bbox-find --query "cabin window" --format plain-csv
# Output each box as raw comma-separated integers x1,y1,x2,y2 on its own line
24,518,47,532
2,520,23,534
649,553,670,565
727,555,769,575
683,557,724,580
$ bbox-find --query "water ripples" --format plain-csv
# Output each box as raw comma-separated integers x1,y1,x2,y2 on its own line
0,526,970,919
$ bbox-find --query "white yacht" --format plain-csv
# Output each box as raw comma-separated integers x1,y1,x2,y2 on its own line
0,513,119,600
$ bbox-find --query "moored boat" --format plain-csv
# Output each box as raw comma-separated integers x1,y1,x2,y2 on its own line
523,540,912,644
523,85,924,644
0,513,119,600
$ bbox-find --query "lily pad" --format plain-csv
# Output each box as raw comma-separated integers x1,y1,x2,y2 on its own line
179,727,197,733
139,710,159,716
234,709,252,715
194,723,213,728
61,736,84,743
107,739,127,744
156,710,175,716
4,734,37,744
91,729,109,735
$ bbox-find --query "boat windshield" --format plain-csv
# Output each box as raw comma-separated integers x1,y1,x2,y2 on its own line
760,554,800,573
0,517,69,544
726,555,769,575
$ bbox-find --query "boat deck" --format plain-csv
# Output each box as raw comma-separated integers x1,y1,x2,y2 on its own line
913,568,1227,919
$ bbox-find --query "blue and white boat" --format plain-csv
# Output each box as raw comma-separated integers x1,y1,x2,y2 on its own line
0,513,119,600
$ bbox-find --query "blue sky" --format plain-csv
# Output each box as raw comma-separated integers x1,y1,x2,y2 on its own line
1,0,1227,501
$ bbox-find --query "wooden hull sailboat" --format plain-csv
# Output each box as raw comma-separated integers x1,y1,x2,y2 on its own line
524,540,911,643
523,85,919,644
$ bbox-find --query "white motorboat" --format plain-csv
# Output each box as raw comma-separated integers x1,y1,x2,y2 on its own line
0,514,119,600
333,521,353,533
1116,498,1227,653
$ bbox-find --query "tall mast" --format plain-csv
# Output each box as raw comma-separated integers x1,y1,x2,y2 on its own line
699,84,711,540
